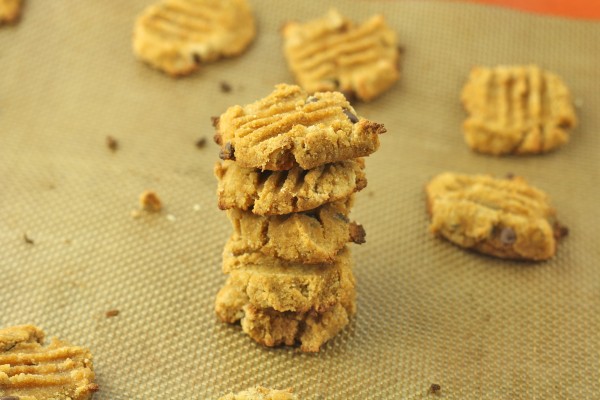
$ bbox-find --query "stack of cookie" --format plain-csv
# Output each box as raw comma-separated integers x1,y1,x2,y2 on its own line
213,84,385,352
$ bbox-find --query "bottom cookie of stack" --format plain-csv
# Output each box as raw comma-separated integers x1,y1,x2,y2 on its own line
215,247,356,352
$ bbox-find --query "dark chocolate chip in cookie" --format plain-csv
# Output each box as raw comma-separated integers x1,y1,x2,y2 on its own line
500,227,516,244
349,222,366,244
219,142,235,160
343,109,359,124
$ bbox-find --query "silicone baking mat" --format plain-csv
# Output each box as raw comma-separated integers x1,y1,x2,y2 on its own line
1,1,598,398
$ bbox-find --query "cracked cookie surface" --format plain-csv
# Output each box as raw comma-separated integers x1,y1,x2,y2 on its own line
282,9,400,102
218,247,355,313
226,198,365,264
133,0,255,77
0,325,98,400
426,172,566,261
0,0,22,24
461,65,577,155
215,158,366,215
218,386,297,400
214,84,386,170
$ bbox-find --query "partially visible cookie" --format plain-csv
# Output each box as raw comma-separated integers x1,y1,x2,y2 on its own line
214,84,386,170
133,0,255,77
218,386,297,400
226,199,365,264
0,325,98,400
0,0,22,24
282,9,400,102
215,158,367,215
218,247,355,313
461,65,577,155
426,172,567,260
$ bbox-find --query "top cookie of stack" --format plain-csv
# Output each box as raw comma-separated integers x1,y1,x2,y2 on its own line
213,83,386,171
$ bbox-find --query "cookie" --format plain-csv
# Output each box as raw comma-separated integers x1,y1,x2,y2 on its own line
133,0,255,77
461,65,577,155
226,199,365,264
215,272,355,352
218,247,355,313
215,158,367,215
282,9,400,102
0,325,98,400
426,172,567,261
214,84,386,170
218,386,297,400
0,0,22,24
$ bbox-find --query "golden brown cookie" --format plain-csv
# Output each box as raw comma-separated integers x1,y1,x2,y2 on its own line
215,158,367,215
226,199,365,264
218,386,297,400
0,0,22,24
216,270,356,352
214,84,386,170
218,247,355,313
282,9,400,102
0,325,98,400
426,172,568,261
461,65,577,155
133,0,255,77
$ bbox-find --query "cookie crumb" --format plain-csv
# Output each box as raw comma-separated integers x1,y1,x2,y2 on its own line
553,222,569,240
105,309,120,318
23,234,35,245
166,214,176,222
506,172,515,179
349,222,366,244
429,383,441,394
89,383,100,392
139,190,162,213
193,204,202,212
220,81,232,93
195,137,207,149
106,136,119,152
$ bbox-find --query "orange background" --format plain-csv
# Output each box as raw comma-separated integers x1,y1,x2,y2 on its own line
467,0,600,19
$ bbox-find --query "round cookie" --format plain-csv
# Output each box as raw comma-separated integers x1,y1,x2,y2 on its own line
282,9,400,102
426,172,567,261
133,0,255,77
225,198,365,264
214,158,367,215
214,84,386,170
461,65,577,155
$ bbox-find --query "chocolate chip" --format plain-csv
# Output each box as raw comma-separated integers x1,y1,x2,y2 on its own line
195,137,207,149
343,109,359,124
349,222,366,244
23,234,34,245
211,116,220,128
429,383,441,394
192,53,202,64
106,309,120,318
106,136,118,152
305,96,318,104
500,227,516,244
334,213,350,223
219,81,232,93
219,142,235,160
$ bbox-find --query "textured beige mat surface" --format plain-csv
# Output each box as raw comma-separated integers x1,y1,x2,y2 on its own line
1,1,599,399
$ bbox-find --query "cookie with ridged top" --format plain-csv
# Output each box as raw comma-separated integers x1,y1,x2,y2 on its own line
282,9,400,102
133,0,255,77
226,198,365,264
0,325,98,400
219,247,355,313
214,84,386,170
0,0,22,24
216,268,355,352
215,158,366,215
426,172,567,260
218,386,297,400
461,65,577,155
